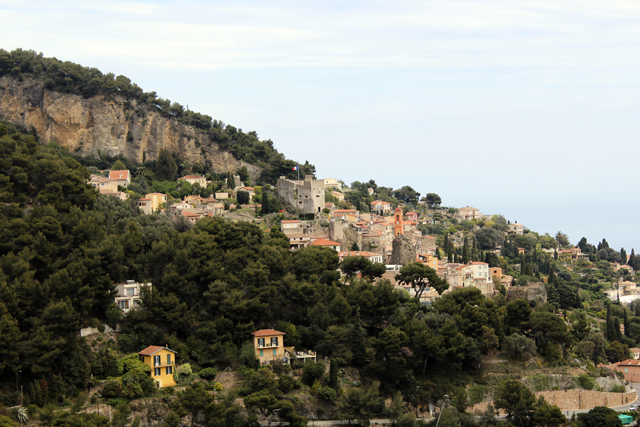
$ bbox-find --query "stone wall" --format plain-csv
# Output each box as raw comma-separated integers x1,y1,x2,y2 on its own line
537,389,636,410
470,390,637,414
505,282,547,305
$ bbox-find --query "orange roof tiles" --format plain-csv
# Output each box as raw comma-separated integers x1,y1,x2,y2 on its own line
138,345,176,356
109,170,130,180
252,329,285,337
310,238,341,246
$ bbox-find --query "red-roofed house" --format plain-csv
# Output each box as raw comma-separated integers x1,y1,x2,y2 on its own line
138,345,177,387
608,359,640,382
109,170,130,187
252,329,286,365
310,238,342,251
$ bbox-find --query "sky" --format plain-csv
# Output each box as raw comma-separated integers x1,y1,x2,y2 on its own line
2,0,639,251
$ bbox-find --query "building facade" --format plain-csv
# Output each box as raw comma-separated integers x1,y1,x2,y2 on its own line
252,329,286,365
138,346,177,387
277,175,325,216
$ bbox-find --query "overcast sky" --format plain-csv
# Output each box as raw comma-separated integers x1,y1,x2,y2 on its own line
2,0,639,251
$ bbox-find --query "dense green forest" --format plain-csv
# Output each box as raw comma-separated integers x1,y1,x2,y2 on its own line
0,48,315,184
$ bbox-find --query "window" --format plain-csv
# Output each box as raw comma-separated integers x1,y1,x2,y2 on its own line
126,288,135,296
257,338,265,347
260,350,263,357
625,368,629,373
271,337,278,347
272,349,276,356
154,368,161,376
118,300,129,310
166,366,173,375
154,355,161,366
167,354,171,365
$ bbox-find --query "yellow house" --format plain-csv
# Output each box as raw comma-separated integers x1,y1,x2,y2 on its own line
138,346,177,387
146,193,167,212
252,329,286,365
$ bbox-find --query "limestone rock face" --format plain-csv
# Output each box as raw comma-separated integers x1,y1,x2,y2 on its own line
390,234,416,266
0,76,261,180
505,282,547,305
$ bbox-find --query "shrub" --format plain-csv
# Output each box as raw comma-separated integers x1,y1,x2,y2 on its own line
213,383,223,392
318,387,337,401
198,368,217,381
301,361,326,386
576,374,596,390
610,384,626,393
102,379,123,398
278,375,300,393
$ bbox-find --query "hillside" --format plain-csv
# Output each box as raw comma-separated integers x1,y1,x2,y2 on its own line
0,48,314,184
2,51,640,427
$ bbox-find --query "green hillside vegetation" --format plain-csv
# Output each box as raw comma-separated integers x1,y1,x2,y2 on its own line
1,106,640,425
0,48,315,183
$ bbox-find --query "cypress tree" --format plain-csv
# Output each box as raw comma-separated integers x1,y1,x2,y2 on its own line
547,282,560,307
462,237,470,264
621,248,628,265
624,310,630,337
329,358,339,390
351,310,367,367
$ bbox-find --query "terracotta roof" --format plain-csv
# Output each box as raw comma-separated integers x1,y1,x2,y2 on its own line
138,198,151,201
310,238,341,247
470,261,488,265
281,220,300,223
630,348,640,353
138,345,176,356
252,329,285,337
179,175,205,179
109,170,130,180
614,359,640,366
182,212,200,217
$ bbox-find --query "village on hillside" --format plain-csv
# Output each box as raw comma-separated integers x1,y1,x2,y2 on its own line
88,171,637,308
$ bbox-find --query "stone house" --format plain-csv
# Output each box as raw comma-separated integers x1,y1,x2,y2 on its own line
508,223,525,235
459,206,482,221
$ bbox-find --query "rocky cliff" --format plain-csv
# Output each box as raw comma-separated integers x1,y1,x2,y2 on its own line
0,76,260,179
